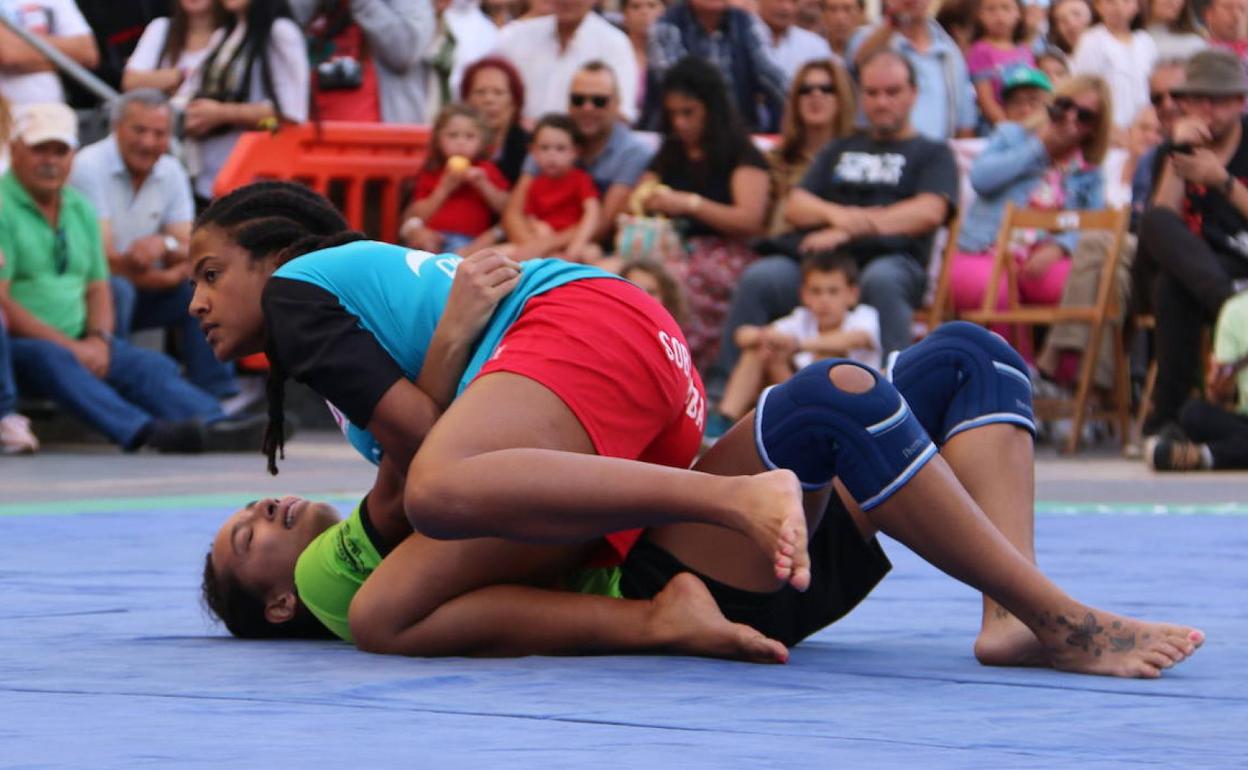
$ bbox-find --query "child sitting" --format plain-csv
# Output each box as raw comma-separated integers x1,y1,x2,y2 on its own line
1149,291,1248,471
620,257,688,327
503,114,601,263
400,104,510,255
709,252,881,436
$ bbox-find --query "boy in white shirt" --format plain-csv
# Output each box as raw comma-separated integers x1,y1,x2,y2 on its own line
709,252,881,437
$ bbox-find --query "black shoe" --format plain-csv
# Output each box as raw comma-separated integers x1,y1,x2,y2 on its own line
146,419,207,454
203,413,270,453
1146,438,1207,472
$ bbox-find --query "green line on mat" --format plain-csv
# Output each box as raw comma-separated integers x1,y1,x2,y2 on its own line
0,494,1246,518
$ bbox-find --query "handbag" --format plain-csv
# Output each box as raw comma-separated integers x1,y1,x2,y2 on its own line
613,181,686,264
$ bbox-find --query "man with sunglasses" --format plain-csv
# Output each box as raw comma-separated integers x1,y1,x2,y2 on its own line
0,103,265,454
1131,60,1187,228
1140,49,1248,451
508,61,653,250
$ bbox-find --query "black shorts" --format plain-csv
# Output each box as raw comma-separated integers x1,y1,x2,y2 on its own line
619,495,892,647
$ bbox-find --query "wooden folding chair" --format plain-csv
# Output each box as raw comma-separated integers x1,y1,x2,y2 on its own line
960,204,1132,453
912,214,963,334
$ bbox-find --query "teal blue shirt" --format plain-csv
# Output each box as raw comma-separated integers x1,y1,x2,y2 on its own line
268,242,616,464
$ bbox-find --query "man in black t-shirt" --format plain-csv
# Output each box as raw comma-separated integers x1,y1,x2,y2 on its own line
706,49,956,402
1140,49,1248,439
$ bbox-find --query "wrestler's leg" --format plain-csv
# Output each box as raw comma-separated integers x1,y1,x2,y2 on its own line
658,360,1205,677
940,425,1047,666
348,534,786,661
405,372,810,590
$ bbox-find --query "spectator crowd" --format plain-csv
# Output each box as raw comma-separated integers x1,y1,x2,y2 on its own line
1,0,1246,473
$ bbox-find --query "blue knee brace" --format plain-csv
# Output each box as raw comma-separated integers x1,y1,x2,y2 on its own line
754,359,937,511
888,321,1036,446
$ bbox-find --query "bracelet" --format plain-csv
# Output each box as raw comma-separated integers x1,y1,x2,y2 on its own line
1223,173,1236,197
87,329,114,343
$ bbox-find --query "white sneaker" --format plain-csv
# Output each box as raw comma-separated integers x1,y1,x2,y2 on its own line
0,413,39,455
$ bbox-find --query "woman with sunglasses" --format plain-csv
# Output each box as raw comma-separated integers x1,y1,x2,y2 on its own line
763,60,857,237
949,71,1112,322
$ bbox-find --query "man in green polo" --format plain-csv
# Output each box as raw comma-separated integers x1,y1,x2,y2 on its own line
0,102,262,453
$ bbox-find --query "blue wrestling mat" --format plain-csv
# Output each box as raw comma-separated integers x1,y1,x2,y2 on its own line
1,496,1244,768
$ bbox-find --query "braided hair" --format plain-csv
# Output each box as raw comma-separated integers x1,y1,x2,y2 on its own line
196,181,365,474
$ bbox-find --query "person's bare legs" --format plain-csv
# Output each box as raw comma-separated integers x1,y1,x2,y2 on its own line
405,372,811,590
657,364,1204,677
350,534,788,662
940,424,1048,666
718,347,769,421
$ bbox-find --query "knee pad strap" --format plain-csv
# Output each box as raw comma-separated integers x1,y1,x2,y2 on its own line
754,360,937,511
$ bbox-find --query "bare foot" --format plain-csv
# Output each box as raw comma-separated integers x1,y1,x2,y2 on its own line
975,608,1048,668
1032,605,1205,678
650,573,789,664
736,470,810,592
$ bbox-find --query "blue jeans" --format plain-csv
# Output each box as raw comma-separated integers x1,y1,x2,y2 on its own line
857,254,928,356
111,276,238,398
10,337,223,448
0,314,16,417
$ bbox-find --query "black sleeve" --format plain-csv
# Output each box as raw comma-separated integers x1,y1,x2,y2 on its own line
912,141,960,222
738,138,769,171
262,277,405,429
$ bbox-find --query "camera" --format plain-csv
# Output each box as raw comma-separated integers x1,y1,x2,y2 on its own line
317,56,363,91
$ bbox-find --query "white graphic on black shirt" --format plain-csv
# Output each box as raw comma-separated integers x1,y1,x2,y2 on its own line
834,152,907,185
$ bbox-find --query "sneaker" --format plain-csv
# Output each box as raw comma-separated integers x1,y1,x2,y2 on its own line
146,419,207,454
203,412,271,453
0,413,39,455
1146,438,1208,472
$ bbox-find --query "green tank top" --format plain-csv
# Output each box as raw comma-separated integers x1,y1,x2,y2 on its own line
294,504,624,643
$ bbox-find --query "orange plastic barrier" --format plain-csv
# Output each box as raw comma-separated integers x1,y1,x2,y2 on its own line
213,121,433,242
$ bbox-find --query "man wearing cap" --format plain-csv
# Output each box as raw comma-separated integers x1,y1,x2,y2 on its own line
68,89,241,406
1140,49,1248,444
0,103,264,453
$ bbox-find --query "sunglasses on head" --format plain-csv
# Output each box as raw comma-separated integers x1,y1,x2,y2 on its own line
570,93,610,108
1048,96,1098,126
797,83,836,96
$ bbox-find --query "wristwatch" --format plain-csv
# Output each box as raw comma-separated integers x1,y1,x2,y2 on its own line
1222,173,1236,197
87,329,114,343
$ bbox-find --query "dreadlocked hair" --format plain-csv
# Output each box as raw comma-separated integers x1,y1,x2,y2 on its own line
196,181,365,475
202,551,336,640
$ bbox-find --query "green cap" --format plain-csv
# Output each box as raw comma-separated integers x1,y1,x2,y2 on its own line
1001,66,1053,97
